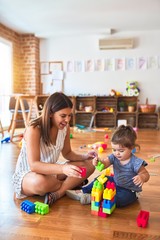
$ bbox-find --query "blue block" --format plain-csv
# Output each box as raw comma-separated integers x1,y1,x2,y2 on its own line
1,137,10,143
103,198,116,209
21,200,35,214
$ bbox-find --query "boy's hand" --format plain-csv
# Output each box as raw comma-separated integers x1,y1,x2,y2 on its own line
92,157,99,166
132,175,144,187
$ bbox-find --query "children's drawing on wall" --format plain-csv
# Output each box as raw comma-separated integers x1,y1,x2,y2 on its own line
95,59,105,71
105,58,115,71
49,62,63,73
66,61,74,72
148,56,158,69
75,60,85,72
137,57,147,70
115,58,125,71
86,59,95,72
126,57,136,70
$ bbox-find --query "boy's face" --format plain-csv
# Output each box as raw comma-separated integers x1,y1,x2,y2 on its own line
111,143,132,161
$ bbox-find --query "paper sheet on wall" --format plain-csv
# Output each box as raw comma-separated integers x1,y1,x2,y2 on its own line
52,70,64,80
43,79,63,94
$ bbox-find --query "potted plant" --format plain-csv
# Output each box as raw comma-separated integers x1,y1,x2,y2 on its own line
118,101,126,112
128,102,136,112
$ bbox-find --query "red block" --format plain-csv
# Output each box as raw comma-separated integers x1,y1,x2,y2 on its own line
137,210,149,228
79,167,86,177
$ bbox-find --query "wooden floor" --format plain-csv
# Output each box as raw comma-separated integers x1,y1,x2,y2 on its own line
0,128,160,240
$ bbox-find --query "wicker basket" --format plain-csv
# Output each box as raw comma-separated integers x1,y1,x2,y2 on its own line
139,98,156,113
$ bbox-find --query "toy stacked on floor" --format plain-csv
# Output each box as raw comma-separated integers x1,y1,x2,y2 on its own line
21,200,49,215
91,168,116,218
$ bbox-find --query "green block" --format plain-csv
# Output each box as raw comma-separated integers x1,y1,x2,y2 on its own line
34,201,49,215
95,161,105,171
102,204,116,214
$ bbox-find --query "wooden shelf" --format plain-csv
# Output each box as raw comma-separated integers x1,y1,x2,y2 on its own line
138,112,159,129
33,95,159,129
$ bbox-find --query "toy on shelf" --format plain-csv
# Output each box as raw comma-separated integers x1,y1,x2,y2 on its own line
125,81,140,96
110,89,122,97
136,210,149,228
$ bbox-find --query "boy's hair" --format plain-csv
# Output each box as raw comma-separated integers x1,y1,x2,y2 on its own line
111,125,137,149
29,92,73,145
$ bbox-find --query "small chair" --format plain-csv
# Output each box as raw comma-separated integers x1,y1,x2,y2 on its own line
8,96,30,132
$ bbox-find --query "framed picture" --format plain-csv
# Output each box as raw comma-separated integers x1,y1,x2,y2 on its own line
40,62,49,75
49,61,63,73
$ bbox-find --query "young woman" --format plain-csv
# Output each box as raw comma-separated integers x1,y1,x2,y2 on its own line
13,92,95,206
66,125,150,207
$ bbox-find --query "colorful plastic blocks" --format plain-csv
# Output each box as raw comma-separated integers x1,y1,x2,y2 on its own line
137,210,149,228
91,177,116,218
34,201,49,215
96,161,105,172
21,200,49,215
1,136,10,143
21,200,35,214
79,167,86,177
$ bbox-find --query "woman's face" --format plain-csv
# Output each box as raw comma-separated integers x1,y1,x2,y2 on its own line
51,108,72,129
111,142,132,161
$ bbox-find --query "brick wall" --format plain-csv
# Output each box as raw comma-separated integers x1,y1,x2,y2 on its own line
0,23,40,95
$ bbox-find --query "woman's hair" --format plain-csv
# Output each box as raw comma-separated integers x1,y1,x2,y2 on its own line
29,92,73,145
111,125,137,149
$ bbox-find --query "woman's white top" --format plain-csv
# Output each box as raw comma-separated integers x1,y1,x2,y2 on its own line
12,126,67,199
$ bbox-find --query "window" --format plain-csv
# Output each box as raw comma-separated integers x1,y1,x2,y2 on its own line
0,38,13,128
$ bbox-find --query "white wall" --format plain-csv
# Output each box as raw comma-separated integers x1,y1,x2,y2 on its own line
40,30,160,107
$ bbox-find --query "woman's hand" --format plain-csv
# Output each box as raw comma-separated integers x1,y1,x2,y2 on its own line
62,164,82,178
83,150,98,160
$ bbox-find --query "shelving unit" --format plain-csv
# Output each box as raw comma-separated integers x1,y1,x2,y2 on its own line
138,112,159,129
72,95,139,128
33,95,159,129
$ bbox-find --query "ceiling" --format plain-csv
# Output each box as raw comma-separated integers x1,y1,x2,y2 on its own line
0,0,160,38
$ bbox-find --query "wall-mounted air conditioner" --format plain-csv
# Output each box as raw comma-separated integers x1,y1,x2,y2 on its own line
99,38,134,50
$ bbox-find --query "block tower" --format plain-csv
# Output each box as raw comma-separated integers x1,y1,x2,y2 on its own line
91,169,116,218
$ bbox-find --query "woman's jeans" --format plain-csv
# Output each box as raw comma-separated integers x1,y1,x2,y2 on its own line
82,176,138,208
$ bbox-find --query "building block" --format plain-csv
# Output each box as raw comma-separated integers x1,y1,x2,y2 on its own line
21,200,35,214
79,167,86,177
95,161,105,171
98,207,108,218
103,188,116,200
103,204,116,214
34,201,49,215
103,198,116,209
92,180,104,190
1,136,10,143
97,174,108,184
105,181,116,190
91,210,99,216
137,210,149,228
